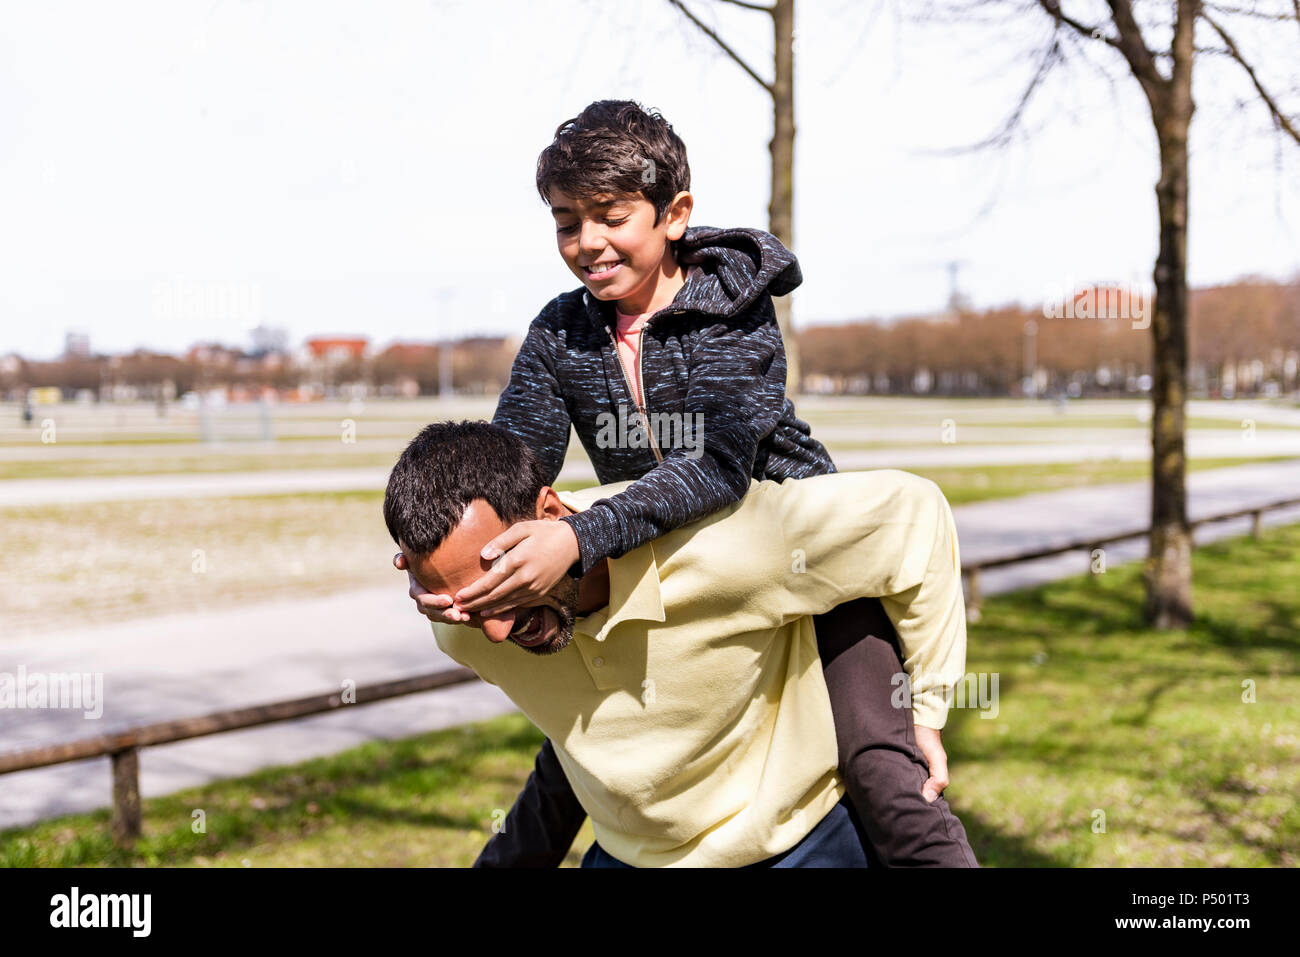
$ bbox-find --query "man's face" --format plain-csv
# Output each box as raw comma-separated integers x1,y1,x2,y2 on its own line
549,187,689,306
401,499,579,656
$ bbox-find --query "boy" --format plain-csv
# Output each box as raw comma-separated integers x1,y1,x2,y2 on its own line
396,99,977,866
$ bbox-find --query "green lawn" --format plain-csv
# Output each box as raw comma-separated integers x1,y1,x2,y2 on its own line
4,522,1296,867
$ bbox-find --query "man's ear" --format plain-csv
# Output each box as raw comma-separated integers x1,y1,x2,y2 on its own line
535,486,568,521
664,190,693,242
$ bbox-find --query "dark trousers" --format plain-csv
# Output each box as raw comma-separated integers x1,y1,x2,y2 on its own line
814,595,978,867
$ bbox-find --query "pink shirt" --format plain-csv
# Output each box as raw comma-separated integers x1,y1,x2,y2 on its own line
613,307,651,406
613,266,698,407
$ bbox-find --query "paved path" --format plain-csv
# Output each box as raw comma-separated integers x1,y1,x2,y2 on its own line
3,435,1298,507
2,458,1299,830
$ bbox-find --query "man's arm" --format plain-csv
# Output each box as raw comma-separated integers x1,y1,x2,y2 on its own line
473,738,587,868
768,470,969,731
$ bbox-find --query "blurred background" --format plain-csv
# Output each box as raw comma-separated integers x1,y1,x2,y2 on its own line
1,0,1297,867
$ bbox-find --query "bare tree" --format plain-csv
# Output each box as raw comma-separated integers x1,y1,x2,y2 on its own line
665,0,801,393
925,0,1300,628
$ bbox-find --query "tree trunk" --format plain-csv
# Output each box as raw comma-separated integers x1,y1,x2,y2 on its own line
1143,11,1196,629
769,0,799,395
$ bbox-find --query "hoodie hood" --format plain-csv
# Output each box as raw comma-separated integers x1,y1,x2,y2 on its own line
582,225,802,324
673,225,802,317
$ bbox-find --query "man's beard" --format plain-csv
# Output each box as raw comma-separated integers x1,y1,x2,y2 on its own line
514,574,579,657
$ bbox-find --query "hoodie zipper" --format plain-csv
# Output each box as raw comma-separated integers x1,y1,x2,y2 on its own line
589,271,694,465
606,322,664,464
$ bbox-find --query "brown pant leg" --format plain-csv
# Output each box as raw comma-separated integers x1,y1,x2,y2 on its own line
813,595,979,867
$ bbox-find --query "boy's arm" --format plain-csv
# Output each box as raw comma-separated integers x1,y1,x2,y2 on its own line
473,738,587,868
491,302,573,488
560,302,788,574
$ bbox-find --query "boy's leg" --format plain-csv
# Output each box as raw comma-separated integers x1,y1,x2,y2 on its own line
813,595,979,867
474,737,587,867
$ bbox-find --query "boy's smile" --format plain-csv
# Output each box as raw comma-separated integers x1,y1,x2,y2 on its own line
549,187,694,316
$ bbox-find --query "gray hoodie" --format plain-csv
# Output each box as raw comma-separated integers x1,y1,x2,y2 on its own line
492,224,837,574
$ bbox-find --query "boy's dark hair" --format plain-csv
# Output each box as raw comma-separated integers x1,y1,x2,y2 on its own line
536,99,690,226
384,420,547,555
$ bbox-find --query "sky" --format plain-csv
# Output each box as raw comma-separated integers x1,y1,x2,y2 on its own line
1,0,1297,359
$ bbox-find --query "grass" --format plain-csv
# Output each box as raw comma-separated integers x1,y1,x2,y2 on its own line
0,449,405,482
0,491,397,635
0,480,601,636
3,522,1296,867
947,522,1300,866
2,458,1294,635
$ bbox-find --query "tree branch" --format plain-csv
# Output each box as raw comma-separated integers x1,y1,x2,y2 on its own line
715,0,773,11
1169,0,1197,119
1203,2,1298,21
1034,0,1120,49
1106,0,1169,105
665,0,774,95
934,33,1064,153
1202,9,1300,144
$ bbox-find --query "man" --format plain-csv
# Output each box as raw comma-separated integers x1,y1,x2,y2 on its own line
384,420,976,867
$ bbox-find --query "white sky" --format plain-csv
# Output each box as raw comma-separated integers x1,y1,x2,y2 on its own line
1,0,1297,359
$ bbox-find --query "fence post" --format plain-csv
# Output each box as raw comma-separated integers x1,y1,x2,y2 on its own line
1251,510,1262,540
964,567,982,623
111,747,142,848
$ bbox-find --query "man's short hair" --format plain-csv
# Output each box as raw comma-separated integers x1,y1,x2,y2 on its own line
383,420,547,555
535,99,691,226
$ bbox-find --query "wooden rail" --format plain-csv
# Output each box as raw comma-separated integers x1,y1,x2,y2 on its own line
3,494,1299,848
0,667,477,847
960,495,1300,620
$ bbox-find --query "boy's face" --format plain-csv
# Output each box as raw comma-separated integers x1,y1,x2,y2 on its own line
548,187,692,306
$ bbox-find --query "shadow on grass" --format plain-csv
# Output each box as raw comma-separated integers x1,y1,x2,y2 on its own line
960,808,1071,867
1192,597,1300,656
1191,787,1294,866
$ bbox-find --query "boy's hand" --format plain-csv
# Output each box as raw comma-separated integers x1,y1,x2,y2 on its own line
914,725,951,803
393,552,471,625
454,520,581,616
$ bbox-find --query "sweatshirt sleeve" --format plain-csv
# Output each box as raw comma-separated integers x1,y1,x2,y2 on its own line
491,301,573,487
559,299,787,574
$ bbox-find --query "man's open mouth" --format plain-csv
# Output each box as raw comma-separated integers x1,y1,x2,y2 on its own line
509,607,558,648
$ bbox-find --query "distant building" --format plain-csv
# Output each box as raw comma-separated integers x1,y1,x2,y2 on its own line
303,336,369,363
186,342,244,366
249,324,290,357
64,331,91,359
